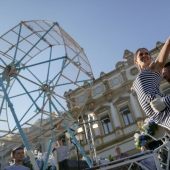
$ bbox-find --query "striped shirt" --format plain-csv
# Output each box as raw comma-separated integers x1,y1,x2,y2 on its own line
133,68,170,130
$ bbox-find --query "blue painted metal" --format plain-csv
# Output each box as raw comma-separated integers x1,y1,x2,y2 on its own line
52,95,74,120
9,89,40,99
14,75,40,110
51,79,92,87
0,85,8,116
15,22,57,66
49,99,55,138
0,77,31,150
26,68,43,85
61,57,66,70
38,93,46,143
0,58,7,66
50,100,92,167
46,47,53,84
43,138,55,170
16,56,66,71
13,23,22,63
12,92,43,131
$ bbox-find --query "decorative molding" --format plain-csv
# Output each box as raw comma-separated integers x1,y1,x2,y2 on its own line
130,67,139,76
103,90,114,102
95,106,110,115
113,96,130,106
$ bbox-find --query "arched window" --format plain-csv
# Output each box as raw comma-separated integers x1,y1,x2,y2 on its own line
100,115,113,135
119,106,133,126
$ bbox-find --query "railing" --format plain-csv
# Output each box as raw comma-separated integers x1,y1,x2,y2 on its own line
86,134,170,170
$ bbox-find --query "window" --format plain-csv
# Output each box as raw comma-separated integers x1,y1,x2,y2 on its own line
100,115,113,135
119,106,133,126
162,86,170,94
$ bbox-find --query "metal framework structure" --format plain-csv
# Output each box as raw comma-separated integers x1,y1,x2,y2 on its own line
0,20,94,169
86,134,170,170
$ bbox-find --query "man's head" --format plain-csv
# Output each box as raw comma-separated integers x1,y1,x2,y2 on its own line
11,147,25,162
140,146,147,152
115,146,121,155
162,62,170,83
57,138,63,146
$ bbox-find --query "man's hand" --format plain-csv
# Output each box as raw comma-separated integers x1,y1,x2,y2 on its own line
150,94,166,112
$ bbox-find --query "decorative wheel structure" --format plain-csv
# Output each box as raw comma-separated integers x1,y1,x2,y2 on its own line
0,20,93,169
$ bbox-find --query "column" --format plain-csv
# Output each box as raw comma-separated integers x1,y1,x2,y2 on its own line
130,93,143,120
109,103,121,129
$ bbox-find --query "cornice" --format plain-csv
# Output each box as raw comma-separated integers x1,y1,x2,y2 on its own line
113,96,130,106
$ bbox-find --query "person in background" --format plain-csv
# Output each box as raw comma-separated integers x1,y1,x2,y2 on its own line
115,146,129,160
56,138,70,170
115,146,129,170
139,146,157,170
3,147,30,170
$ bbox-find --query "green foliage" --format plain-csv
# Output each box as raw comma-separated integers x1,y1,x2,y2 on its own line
108,154,113,162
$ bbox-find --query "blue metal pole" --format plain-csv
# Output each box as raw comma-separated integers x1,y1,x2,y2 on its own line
49,99,55,138
39,94,46,143
0,77,39,170
0,85,8,116
15,22,57,66
13,23,22,63
0,57,7,66
14,75,40,110
46,47,52,84
12,92,43,131
26,68,43,85
52,95,74,120
50,99,92,167
43,138,55,170
16,56,66,71
10,89,40,99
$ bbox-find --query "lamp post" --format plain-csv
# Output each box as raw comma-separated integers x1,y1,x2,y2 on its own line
65,131,83,170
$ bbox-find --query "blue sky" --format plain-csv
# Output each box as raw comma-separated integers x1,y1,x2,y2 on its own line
0,0,170,144
1,0,170,79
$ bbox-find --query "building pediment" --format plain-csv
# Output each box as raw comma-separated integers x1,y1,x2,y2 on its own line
113,96,130,105
95,106,110,115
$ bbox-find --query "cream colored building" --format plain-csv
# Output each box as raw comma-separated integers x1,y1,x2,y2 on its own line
0,41,169,168
66,41,169,160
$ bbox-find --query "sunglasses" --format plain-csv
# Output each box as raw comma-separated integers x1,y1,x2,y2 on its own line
139,52,150,57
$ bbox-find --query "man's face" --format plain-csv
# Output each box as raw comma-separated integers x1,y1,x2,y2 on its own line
162,67,170,83
115,147,121,155
141,146,146,152
57,139,63,146
12,149,24,161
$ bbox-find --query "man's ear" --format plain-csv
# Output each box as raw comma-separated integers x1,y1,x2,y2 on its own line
11,155,14,160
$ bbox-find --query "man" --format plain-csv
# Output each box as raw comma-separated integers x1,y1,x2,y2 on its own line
3,147,30,170
115,146,129,160
150,61,170,112
56,138,70,170
150,61,170,135
115,146,129,170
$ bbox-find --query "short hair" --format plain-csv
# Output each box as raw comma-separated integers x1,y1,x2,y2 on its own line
164,62,170,68
114,145,120,151
11,147,24,157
